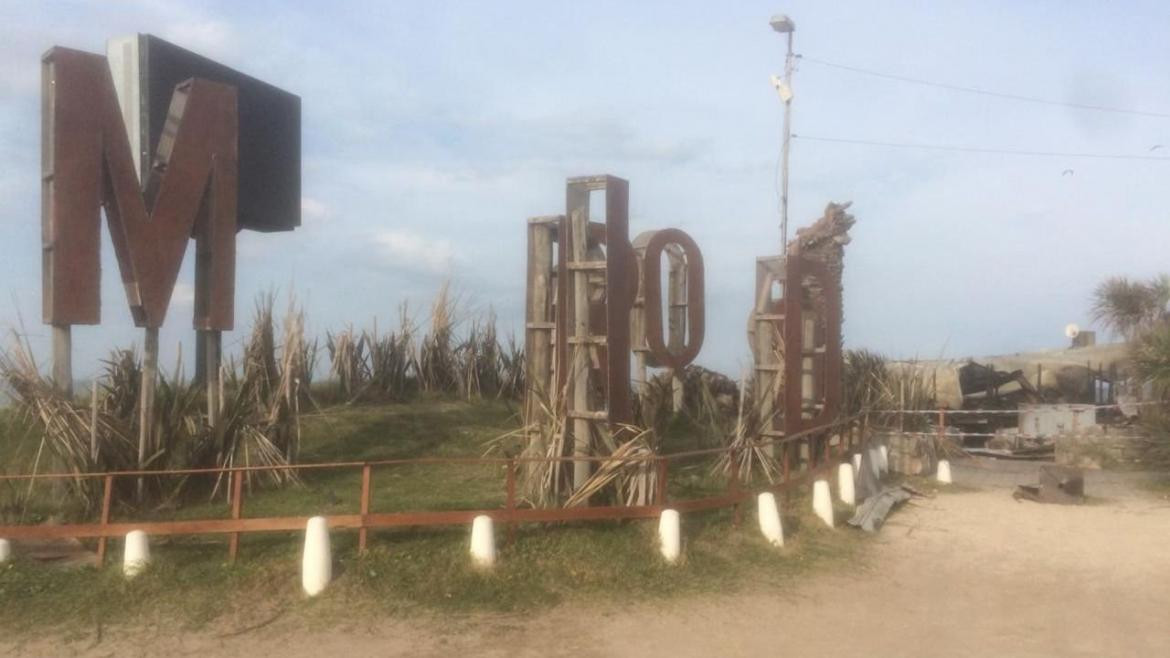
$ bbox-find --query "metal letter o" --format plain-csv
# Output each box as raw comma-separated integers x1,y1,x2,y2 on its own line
637,228,705,371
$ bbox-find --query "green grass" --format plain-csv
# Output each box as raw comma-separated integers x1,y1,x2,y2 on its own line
0,406,30,470
0,398,866,635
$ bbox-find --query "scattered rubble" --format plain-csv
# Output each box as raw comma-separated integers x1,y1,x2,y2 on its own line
1012,465,1085,504
848,485,921,533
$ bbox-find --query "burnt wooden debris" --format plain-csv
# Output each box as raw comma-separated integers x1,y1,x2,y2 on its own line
1013,464,1086,504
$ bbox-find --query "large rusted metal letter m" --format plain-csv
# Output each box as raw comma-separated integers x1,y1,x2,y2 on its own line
42,47,237,330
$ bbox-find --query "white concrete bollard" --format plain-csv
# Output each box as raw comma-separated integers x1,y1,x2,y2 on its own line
838,463,856,506
301,516,332,597
851,453,862,477
812,479,835,528
122,530,150,577
878,445,889,474
469,515,497,568
937,459,953,484
658,509,681,564
756,493,784,547
0,538,11,563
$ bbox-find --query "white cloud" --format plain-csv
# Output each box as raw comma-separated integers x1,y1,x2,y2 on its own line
171,282,195,305
160,20,237,60
373,230,456,274
301,197,333,223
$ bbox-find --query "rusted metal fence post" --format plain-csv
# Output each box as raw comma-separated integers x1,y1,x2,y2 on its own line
937,408,946,449
655,457,668,505
89,381,99,463
95,474,114,566
505,459,517,547
783,440,794,502
228,469,244,561
729,448,742,527
359,463,372,553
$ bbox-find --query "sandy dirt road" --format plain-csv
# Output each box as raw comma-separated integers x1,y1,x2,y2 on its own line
9,469,1170,657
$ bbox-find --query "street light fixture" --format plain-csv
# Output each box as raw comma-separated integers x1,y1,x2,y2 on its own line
770,14,795,33
770,14,796,252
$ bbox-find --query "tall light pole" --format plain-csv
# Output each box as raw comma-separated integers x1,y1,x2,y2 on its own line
770,14,796,252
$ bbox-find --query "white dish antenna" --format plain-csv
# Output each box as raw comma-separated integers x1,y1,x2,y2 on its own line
1065,323,1080,339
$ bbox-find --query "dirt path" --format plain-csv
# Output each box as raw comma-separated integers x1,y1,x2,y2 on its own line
10,472,1170,657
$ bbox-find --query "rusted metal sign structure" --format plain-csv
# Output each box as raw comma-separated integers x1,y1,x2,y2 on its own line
526,178,852,493
43,48,239,332
525,175,706,490
41,35,299,480
632,228,705,410
751,202,853,473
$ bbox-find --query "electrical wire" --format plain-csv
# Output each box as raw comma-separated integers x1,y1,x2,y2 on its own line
792,134,1170,161
800,55,1170,120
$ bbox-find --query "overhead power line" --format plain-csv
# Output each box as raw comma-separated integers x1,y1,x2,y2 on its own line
792,134,1170,161
799,55,1170,119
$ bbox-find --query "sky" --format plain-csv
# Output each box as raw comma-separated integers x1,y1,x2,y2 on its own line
1,0,1168,379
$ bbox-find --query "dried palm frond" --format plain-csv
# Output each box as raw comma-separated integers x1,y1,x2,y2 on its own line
208,296,308,494
564,426,659,507
418,281,461,394
632,365,738,446
713,368,780,484
244,292,281,400
633,372,673,435
489,375,660,508
326,325,368,401
213,367,300,493
843,349,888,417
496,333,525,400
1,289,309,512
880,359,936,430
366,302,418,400
486,381,569,507
320,284,522,403
0,333,136,509
99,348,140,421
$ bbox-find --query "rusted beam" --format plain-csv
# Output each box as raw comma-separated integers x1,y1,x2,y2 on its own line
227,470,244,561
95,474,113,566
505,459,517,546
634,228,705,372
358,463,372,553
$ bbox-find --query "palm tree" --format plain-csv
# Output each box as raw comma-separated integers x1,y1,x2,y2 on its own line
1090,275,1170,341
1132,323,1170,398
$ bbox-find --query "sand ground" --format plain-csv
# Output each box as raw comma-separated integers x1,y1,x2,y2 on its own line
8,462,1170,657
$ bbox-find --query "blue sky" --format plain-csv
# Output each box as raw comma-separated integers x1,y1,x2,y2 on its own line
1,0,1168,378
